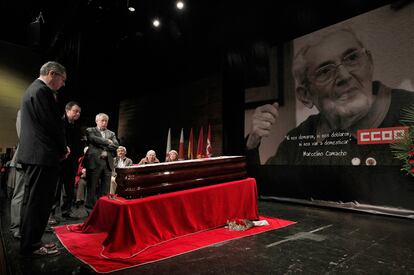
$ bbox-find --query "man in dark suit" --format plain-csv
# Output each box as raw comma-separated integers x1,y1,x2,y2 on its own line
50,101,82,222
17,61,69,256
84,113,119,209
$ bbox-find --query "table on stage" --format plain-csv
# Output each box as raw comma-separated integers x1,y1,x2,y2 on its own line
68,177,259,259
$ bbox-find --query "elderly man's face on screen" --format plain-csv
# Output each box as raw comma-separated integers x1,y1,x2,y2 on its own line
304,30,374,128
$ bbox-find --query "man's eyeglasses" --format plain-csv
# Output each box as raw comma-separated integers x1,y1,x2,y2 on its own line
309,48,369,85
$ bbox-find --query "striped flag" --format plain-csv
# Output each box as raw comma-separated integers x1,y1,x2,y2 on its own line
187,128,194,160
196,126,204,159
165,128,171,161
206,124,212,158
178,128,185,160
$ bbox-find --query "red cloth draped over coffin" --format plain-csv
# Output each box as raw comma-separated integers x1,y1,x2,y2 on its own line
69,178,259,259
114,156,248,198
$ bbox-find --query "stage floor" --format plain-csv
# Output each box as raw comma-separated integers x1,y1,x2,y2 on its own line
1,194,414,274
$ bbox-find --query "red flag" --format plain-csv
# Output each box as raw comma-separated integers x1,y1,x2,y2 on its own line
165,128,171,161
178,128,185,160
206,124,212,158
187,128,194,160
196,126,204,159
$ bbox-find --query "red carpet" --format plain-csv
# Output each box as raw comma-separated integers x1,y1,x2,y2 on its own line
54,216,295,273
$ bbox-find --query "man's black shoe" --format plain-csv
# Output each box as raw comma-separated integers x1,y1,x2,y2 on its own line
44,225,54,233
48,216,59,225
62,211,79,220
61,212,70,218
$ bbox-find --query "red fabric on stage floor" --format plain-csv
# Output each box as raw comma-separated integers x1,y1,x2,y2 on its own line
55,216,296,273
54,178,296,273
68,178,260,259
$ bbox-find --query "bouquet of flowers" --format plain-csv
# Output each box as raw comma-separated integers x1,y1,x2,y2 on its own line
226,218,254,231
108,194,118,200
391,104,414,177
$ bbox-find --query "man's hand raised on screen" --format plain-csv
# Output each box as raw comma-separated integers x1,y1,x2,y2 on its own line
246,102,279,150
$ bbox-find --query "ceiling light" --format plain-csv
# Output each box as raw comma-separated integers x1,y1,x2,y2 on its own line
152,19,160,28
127,0,135,12
176,1,184,10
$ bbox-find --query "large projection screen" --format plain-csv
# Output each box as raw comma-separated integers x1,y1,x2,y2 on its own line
245,4,414,218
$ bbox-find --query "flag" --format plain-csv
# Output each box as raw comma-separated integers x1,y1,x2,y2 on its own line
196,126,204,159
206,124,212,158
165,128,171,161
178,128,185,160
187,128,194,160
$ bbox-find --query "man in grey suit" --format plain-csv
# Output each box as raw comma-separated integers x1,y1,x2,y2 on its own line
17,61,69,256
84,113,119,209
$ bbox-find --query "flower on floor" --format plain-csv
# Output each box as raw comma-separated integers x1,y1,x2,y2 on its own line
391,103,414,177
226,219,254,231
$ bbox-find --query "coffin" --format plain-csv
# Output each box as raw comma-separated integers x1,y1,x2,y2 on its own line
115,156,247,198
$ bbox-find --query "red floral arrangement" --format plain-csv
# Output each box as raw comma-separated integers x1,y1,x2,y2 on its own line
226,218,254,231
107,194,118,200
391,104,414,176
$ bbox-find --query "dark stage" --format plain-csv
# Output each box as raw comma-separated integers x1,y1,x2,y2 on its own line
1,193,413,274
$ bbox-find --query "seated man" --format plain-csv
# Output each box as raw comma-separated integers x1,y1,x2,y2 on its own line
110,146,133,194
138,150,160,165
